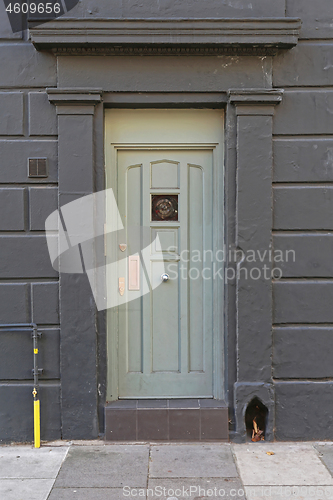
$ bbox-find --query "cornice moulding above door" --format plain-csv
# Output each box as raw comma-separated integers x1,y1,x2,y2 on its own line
30,18,301,56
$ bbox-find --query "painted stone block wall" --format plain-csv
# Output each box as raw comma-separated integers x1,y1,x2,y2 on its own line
0,0,332,442
0,3,60,442
272,0,333,440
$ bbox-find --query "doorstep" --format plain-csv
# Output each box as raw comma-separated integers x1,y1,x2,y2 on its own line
105,399,228,441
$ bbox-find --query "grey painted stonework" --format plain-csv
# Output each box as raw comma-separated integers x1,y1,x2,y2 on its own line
31,282,59,325
273,234,333,277
0,0,21,39
0,0,332,443
0,236,57,278
57,55,272,91
48,91,100,440
0,44,56,88
273,327,333,379
273,43,333,87
65,0,286,19
275,382,333,441
0,140,57,183
0,328,60,379
273,139,333,182
0,383,61,443
274,91,333,135
29,93,58,136
273,281,333,324
29,187,58,230
274,186,333,230
286,0,333,39
0,93,24,135
0,284,28,323
0,188,25,230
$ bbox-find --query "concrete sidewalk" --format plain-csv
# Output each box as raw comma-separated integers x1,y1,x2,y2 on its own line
1,442,333,500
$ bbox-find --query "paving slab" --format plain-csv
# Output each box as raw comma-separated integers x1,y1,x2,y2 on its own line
54,445,149,488
147,478,245,500
0,479,54,500
233,443,333,486
0,446,68,479
316,444,333,475
48,487,126,499
150,444,238,478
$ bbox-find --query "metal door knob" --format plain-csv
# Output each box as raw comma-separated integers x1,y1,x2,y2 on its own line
161,273,170,282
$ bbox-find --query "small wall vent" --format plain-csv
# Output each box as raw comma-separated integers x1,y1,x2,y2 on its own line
28,158,48,178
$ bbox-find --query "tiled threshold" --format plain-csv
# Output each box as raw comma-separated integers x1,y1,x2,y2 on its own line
105,399,228,441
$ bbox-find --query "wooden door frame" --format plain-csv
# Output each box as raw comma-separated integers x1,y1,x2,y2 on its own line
104,111,225,401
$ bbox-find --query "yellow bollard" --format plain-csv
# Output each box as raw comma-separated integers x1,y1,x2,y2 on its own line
34,398,40,448
32,326,40,448
0,323,42,448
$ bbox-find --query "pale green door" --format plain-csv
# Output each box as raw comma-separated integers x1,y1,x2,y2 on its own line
117,149,214,398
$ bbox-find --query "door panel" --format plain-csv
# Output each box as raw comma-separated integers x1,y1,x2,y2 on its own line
117,150,214,398
152,259,180,372
151,160,179,189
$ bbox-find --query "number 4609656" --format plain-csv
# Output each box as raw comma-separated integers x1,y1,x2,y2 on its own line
6,3,61,14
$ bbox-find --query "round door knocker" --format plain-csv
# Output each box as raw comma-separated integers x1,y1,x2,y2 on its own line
152,195,178,221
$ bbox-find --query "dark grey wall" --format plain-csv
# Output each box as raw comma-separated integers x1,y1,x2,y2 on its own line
272,0,333,440
0,0,333,442
0,1,60,442
65,0,286,18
